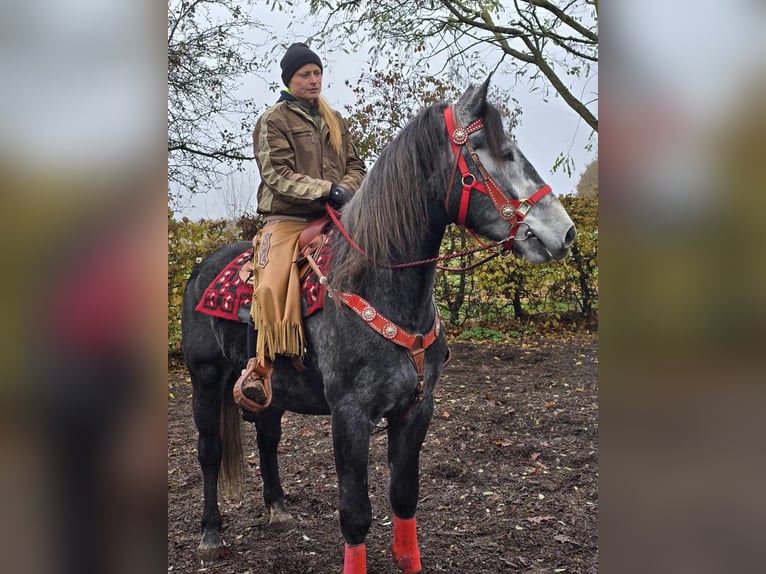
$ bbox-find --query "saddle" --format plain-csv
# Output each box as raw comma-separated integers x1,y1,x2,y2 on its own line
228,214,452,414
236,215,330,289
296,214,332,277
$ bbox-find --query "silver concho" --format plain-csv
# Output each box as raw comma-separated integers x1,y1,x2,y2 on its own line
384,324,398,338
452,127,468,145
502,205,515,218
362,307,376,321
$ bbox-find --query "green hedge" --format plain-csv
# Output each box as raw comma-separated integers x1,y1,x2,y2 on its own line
168,209,241,354
168,197,597,352
434,196,598,334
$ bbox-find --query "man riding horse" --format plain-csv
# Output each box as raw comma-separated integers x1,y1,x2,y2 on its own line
236,42,366,410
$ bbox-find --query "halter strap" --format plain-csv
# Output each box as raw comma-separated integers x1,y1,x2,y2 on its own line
443,106,553,250
444,106,488,226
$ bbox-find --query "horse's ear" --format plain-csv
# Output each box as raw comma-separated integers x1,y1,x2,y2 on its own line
456,74,493,122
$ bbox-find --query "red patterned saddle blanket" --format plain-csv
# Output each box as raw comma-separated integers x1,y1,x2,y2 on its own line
194,230,334,322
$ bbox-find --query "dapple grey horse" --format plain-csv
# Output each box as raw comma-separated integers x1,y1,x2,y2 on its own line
182,77,576,573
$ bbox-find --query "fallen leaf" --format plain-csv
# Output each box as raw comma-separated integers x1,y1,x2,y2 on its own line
544,401,556,410
527,515,555,524
554,534,580,545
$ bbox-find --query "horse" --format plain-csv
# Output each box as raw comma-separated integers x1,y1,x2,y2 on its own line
181,76,576,573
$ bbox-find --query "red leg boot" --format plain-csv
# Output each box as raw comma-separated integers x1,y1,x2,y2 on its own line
392,516,422,573
343,543,366,574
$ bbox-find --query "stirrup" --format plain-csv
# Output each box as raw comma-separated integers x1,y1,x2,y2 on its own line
233,360,273,413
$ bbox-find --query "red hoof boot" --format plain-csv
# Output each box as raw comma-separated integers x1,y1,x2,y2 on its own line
392,516,422,573
343,543,366,574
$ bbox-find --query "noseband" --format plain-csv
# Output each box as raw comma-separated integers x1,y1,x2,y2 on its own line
443,106,552,250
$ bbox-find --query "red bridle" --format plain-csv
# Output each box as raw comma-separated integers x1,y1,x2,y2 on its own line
443,106,552,250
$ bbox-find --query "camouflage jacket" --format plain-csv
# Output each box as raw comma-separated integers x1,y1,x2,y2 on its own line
252,92,366,221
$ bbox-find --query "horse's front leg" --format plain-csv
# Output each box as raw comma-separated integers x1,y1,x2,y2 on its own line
387,398,434,574
253,407,295,530
332,406,373,574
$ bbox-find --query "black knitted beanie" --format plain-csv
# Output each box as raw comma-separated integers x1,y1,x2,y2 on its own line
280,43,323,87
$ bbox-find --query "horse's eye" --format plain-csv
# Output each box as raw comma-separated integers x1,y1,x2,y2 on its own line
503,150,515,161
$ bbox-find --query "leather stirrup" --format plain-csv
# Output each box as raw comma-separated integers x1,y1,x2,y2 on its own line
233,361,273,413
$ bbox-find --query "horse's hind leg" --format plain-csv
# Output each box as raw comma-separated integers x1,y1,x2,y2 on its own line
387,403,434,574
332,407,373,574
253,407,295,530
191,363,226,561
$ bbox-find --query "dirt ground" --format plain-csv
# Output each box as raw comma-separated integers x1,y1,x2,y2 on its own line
168,334,598,573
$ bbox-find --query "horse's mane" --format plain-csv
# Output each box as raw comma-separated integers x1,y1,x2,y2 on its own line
329,98,506,290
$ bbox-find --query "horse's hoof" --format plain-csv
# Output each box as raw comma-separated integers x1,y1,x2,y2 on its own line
196,541,226,563
197,529,226,562
269,505,296,532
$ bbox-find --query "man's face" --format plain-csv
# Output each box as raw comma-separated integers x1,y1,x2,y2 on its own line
289,64,322,101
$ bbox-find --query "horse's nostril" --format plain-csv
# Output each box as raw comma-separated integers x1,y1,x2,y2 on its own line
565,225,577,246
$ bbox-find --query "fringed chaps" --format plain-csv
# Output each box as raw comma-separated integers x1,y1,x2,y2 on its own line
251,220,307,365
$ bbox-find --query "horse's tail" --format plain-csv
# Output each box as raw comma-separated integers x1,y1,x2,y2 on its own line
218,387,244,498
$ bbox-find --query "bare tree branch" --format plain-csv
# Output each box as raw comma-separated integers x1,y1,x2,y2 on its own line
168,0,270,202
308,0,597,134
